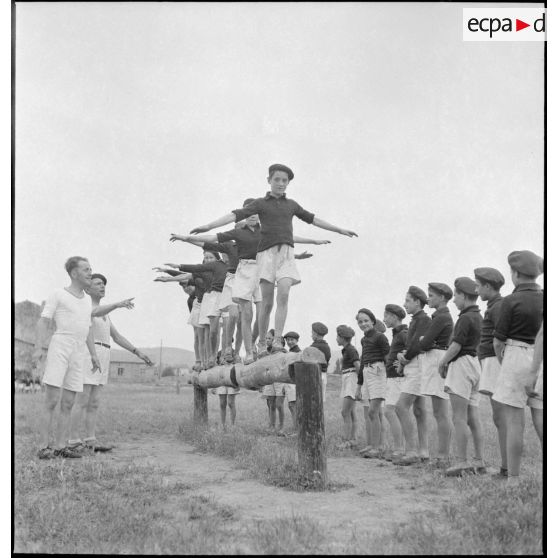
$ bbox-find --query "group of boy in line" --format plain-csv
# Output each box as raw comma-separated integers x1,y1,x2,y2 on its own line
31,163,543,483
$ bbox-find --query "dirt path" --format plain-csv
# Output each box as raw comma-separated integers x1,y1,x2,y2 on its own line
102,434,454,549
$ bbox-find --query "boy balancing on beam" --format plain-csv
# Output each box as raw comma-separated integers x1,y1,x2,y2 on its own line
187,163,357,358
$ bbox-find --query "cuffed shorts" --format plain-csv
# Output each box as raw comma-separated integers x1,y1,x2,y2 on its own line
218,273,238,311
493,340,534,409
199,291,222,323
385,377,405,406
419,349,449,399
445,355,481,406
479,356,501,396
216,386,240,396
262,382,286,397
257,244,301,285
340,371,358,399
362,362,387,400
232,259,262,303
188,299,202,328
401,357,422,397
42,335,86,393
284,383,296,403
83,345,110,385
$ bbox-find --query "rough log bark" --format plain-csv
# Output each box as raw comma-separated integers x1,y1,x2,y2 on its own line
295,361,327,486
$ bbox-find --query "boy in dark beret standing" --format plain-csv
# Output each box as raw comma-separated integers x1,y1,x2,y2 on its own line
188,163,357,357
474,266,507,476
492,250,543,482
284,331,301,430
311,322,331,403
438,277,484,477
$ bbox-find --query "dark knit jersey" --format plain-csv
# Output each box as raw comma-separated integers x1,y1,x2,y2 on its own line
386,324,408,378
357,329,390,385
311,339,331,373
478,294,503,360
449,305,482,362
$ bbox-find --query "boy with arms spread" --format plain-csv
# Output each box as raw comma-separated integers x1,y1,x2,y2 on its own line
491,250,543,482
438,277,484,477
394,287,431,465
474,267,507,477
418,283,454,468
188,163,357,356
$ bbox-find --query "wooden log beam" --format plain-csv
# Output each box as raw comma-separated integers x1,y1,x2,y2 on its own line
295,361,327,487
193,365,236,389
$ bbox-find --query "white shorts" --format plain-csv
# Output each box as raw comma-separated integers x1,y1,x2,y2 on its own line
42,335,86,393
362,362,387,400
232,259,262,303
385,377,405,406
401,357,422,397
493,340,534,409
257,244,301,286
445,355,481,407
216,386,240,396
199,291,222,323
419,349,449,400
218,273,238,311
340,371,358,399
527,363,543,410
479,356,501,396
188,299,202,328
284,383,296,403
83,345,110,386
262,382,286,397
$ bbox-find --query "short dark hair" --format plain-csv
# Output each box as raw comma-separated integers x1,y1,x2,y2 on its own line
408,293,426,308
476,278,500,291
455,288,478,302
355,308,376,324
91,273,107,285
64,256,88,276
203,250,221,261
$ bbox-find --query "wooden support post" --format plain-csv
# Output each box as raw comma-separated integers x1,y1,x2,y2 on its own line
193,384,208,425
294,361,327,487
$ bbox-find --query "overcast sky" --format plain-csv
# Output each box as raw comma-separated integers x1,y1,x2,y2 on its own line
15,2,544,351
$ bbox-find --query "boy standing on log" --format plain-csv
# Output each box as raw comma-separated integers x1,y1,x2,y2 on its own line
188,163,357,357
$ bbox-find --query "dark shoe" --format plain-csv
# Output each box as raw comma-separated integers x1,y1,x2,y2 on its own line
54,447,83,459
473,458,487,474
445,462,475,477
37,446,55,460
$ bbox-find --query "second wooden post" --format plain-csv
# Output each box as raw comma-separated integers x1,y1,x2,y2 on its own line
294,361,327,487
193,384,208,425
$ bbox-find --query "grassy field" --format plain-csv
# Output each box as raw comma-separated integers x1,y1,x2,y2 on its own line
14,376,544,554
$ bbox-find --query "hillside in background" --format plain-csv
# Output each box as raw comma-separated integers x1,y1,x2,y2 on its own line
110,347,195,368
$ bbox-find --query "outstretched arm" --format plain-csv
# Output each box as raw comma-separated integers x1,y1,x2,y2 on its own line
312,217,357,238
170,233,218,246
110,323,154,366
92,299,135,317
293,235,331,245
154,273,192,283
190,213,236,234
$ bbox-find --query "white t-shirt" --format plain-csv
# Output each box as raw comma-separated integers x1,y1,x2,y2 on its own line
91,314,111,345
41,288,92,341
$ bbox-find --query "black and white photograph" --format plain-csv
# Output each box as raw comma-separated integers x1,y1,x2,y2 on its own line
12,2,546,554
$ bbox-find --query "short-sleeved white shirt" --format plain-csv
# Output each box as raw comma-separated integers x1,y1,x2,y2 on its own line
41,288,92,341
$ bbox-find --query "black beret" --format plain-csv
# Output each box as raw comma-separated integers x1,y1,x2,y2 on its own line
454,277,478,297
374,319,387,334
283,331,299,340
428,282,453,300
312,322,328,336
407,286,427,304
91,273,107,285
508,250,544,277
268,163,294,180
336,325,355,339
384,304,406,320
356,308,376,325
474,267,505,289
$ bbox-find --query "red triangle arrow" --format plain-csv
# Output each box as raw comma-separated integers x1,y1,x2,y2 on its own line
516,19,530,31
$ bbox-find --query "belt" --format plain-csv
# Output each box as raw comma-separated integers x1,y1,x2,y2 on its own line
95,342,111,349
432,346,448,351
342,368,356,374
364,360,384,367
506,339,533,347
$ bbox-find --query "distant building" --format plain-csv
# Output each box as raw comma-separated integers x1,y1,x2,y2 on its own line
109,358,157,381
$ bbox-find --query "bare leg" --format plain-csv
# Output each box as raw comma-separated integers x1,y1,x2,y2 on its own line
227,395,237,425
238,299,254,356
341,397,355,441
467,404,484,461
69,384,92,442
395,393,417,454
193,326,200,364
368,399,383,450
85,385,103,440
219,394,227,426
266,397,276,429
379,406,389,451
258,281,275,346
252,301,261,346
56,388,77,449
490,398,508,470
208,316,220,363
431,396,451,458
202,325,210,367
363,406,373,446
276,395,285,431
384,404,404,453
288,401,296,428
449,393,469,463
350,407,358,440
505,405,525,477
274,278,294,338
41,384,60,448
413,396,429,457
221,315,229,354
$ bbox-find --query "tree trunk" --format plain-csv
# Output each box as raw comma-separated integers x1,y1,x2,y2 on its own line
295,361,327,487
